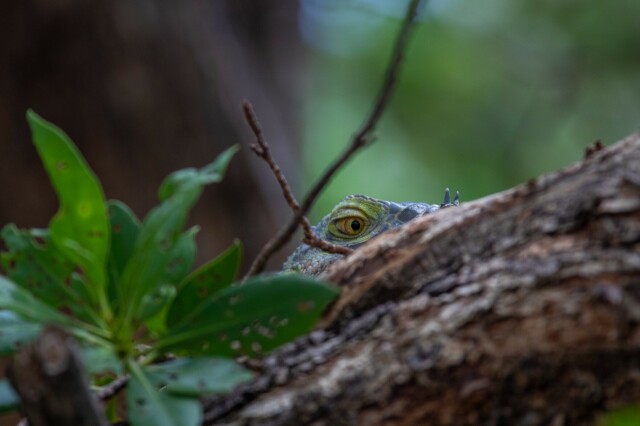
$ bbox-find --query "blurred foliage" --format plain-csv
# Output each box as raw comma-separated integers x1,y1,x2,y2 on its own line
300,0,640,221
599,405,640,426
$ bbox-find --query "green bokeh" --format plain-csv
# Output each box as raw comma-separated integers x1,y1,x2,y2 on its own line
302,0,640,221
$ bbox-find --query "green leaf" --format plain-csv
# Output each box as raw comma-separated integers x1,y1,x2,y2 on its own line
158,145,239,201
0,275,74,327
117,190,199,324
106,200,140,305
0,310,41,355
27,110,109,304
166,241,242,329
1,225,95,323
139,227,197,333
163,227,198,287
118,147,238,324
144,357,253,397
127,362,201,426
140,285,176,336
159,275,339,357
105,397,119,423
600,406,640,426
0,379,19,414
80,346,123,376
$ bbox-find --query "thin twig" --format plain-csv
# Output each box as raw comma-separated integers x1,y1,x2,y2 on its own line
242,102,353,261
242,101,302,216
97,374,129,401
246,0,425,276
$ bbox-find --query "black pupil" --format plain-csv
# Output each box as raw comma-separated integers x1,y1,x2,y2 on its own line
350,220,361,231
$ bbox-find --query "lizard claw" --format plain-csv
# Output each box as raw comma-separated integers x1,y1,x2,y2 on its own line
443,188,451,205
440,188,460,208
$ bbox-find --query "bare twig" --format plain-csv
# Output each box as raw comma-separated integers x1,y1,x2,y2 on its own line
242,101,353,264
242,101,303,216
96,374,129,401
246,0,425,276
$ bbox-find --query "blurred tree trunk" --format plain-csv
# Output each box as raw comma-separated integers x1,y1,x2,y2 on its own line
202,134,640,425
0,0,306,270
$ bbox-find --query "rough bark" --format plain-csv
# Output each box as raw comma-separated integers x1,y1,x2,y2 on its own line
203,133,640,425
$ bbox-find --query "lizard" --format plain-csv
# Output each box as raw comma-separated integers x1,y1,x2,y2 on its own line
283,189,459,277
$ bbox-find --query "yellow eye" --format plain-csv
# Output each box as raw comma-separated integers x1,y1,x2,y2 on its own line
334,217,366,237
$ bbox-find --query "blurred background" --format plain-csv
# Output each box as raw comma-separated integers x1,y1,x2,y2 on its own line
1,0,639,278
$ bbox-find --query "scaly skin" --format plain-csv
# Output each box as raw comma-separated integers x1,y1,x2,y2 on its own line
283,190,459,277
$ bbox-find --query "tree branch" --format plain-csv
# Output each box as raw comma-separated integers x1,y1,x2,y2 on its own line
203,133,640,425
245,0,426,275
241,101,352,281
6,326,109,426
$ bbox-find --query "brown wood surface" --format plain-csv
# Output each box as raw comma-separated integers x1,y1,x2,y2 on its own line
203,134,640,425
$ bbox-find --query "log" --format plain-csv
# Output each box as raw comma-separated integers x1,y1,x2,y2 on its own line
203,133,640,425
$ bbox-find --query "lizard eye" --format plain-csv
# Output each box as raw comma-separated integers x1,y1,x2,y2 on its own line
332,217,367,238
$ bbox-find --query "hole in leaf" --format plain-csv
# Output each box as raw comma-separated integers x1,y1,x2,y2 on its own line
269,316,278,325
297,301,315,313
56,161,69,171
241,326,250,336
230,341,241,351
228,295,242,306
251,342,262,353
278,318,289,327
218,333,227,342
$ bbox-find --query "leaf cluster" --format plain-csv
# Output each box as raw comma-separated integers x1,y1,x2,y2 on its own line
0,111,338,425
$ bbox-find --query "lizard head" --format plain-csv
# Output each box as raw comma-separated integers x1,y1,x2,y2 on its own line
283,194,448,277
